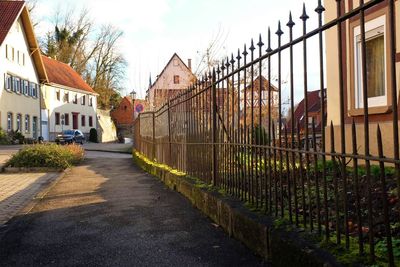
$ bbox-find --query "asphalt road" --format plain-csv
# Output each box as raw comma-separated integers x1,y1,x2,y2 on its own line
0,151,266,266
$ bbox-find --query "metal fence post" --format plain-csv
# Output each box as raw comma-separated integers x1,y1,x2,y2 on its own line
212,68,217,187
152,112,156,161
167,100,172,166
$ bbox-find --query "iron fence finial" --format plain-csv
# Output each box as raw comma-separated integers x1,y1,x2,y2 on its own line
249,39,255,51
287,11,295,28
276,21,284,36
300,3,309,21
266,27,272,53
315,0,325,14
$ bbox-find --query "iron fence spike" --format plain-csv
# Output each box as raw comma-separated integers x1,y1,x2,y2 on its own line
287,11,295,28
300,3,309,21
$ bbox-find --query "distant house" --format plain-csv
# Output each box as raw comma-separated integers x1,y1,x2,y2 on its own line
286,89,327,148
147,53,196,110
0,0,47,139
41,56,98,141
242,76,279,128
111,96,148,139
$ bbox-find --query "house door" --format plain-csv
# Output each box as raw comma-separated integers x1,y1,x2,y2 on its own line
41,109,49,140
72,113,79,129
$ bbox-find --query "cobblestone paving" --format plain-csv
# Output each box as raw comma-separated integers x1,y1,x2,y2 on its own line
0,172,59,225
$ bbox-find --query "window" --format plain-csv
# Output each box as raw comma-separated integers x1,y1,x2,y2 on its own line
89,97,93,106
28,82,34,96
17,51,20,64
81,115,86,127
5,45,9,60
89,116,93,127
22,53,25,66
64,93,69,103
7,112,13,131
23,80,29,95
173,75,180,84
12,47,14,61
73,94,78,104
32,84,38,98
5,74,12,91
16,114,21,131
64,113,69,126
56,91,60,101
354,15,387,109
14,77,21,94
32,117,38,139
81,95,86,105
308,117,314,128
55,112,60,125
25,115,30,133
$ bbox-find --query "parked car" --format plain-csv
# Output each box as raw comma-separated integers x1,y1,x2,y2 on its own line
55,130,85,145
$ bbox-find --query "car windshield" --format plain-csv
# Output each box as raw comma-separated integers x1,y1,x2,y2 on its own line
63,130,74,135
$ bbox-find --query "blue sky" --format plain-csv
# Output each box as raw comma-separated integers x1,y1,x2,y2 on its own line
33,0,324,102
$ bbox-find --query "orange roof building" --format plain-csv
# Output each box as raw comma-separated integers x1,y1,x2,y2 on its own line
41,56,98,141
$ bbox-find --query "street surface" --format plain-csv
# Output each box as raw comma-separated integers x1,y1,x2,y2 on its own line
0,151,266,266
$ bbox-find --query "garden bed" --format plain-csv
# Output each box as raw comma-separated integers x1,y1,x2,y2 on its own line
4,144,85,170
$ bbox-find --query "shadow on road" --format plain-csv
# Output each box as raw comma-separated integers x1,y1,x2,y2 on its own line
0,153,267,266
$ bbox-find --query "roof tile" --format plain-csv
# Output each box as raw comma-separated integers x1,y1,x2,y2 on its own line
42,55,96,94
0,1,25,46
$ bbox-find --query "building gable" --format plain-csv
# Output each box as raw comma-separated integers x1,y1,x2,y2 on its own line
151,53,196,91
0,1,47,83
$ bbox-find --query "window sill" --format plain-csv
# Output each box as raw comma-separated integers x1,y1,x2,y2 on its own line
349,105,392,116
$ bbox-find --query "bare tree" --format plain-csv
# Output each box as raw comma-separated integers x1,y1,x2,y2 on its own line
39,6,126,109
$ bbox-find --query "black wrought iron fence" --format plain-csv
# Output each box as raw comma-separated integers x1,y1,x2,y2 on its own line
134,0,399,265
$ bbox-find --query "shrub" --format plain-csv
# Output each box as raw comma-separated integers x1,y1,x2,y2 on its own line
5,144,85,169
252,125,269,145
0,128,11,145
7,130,25,144
89,128,98,143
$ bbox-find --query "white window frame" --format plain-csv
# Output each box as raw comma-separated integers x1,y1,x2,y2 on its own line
7,112,13,131
5,74,12,91
354,15,387,109
16,114,22,131
25,115,30,133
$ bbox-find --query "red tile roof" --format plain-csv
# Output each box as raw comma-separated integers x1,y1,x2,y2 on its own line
42,55,96,94
0,1,25,46
286,89,327,132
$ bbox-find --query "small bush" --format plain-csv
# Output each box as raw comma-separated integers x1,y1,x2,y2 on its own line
89,128,98,143
0,128,11,145
5,144,85,169
6,130,25,144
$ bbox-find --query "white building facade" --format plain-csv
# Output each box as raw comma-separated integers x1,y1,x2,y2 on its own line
0,1,47,139
41,56,98,141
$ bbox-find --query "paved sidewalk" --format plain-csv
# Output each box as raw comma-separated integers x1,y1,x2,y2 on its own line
0,151,266,266
0,145,21,168
83,142,132,154
0,172,60,225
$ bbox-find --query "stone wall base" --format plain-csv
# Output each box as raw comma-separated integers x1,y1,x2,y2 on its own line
133,151,340,267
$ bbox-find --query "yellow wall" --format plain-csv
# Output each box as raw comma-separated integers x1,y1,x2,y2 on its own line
324,0,400,159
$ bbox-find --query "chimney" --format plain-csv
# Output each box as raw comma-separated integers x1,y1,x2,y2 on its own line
188,59,192,71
